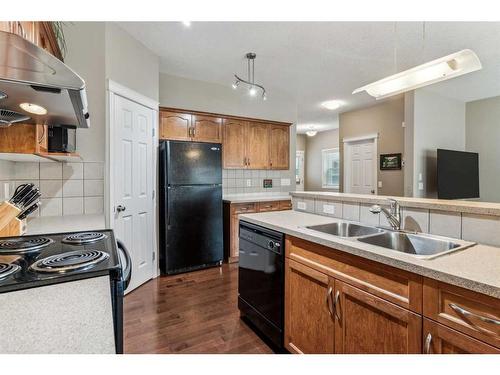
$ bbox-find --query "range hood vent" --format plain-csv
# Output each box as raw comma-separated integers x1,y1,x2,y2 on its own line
0,109,30,127
0,31,90,128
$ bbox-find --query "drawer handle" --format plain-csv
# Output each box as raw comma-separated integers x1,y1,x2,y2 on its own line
424,333,432,354
326,286,334,319
449,303,500,327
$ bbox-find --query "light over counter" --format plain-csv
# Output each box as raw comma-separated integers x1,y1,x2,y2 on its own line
159,107,291,170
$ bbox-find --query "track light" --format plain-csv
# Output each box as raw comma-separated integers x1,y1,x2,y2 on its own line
232,81,239,90
232,52,267,101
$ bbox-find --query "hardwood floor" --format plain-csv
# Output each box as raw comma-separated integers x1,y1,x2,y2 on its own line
124,263,273,354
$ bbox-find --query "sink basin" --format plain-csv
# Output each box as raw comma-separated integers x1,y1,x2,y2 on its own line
357,231,464,258
306,222,385,238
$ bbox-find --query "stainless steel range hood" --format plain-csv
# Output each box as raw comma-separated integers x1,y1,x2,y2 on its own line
0,30,90,128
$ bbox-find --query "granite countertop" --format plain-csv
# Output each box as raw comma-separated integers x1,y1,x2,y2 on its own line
25,215,106,235
239,210,500,298
223,193,292,204
291,191,500,216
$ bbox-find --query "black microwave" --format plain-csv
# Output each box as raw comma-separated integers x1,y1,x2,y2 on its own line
48,125,76,153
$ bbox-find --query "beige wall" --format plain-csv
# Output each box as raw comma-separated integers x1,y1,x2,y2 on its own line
304,129,339,191
296,134,306,152
466,95,500,203
339,97,405,196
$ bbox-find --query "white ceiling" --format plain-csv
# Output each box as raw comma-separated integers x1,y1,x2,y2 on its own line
119,22,500,134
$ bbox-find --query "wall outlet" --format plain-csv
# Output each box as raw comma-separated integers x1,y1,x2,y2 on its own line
246,179,252,187
378,181,383,188
281,178,291,186
297,201,307,210
3,182,9,200
418,182,424,191
263,179,272,188
418,173,423,182
323,204,335,215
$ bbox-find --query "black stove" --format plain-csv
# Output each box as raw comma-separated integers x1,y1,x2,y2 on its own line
0,229,131,354
0,230,121,293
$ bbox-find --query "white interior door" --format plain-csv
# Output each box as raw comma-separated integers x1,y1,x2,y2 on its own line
296,150,305,191
344,137,377,195
112,94,154,293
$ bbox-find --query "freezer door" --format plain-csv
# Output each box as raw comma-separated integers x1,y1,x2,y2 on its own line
167,141,222,185
162,185,223,273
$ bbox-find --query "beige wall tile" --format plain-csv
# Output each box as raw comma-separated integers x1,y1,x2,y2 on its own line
40,180,63,198
294,198,315,213
462,214,500,246
429,210,461,239
63,197,84,216
359,203,380,226
14,162,39,180
84,197,104,214
63,162,84,180
314,200,342,218
343,203,360,222
40,163,62,180
40,198,63,217
402,208,429,233
83,162,104,179
63,180,84,197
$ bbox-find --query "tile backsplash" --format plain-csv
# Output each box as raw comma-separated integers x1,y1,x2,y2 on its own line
0,160,104,217
222,169,294,195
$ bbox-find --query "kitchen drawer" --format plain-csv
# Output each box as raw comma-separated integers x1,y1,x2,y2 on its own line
285,236,423,313
232,203,257,214
257,201,281,212
279,200,292,210
423,278,500,348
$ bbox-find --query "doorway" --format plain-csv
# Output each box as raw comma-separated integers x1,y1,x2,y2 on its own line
296,150,305,191
343,135,378,195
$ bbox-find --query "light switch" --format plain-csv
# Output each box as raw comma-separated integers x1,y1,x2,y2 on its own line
418,173,423,181
378,181,383,188
3,182,9,200
246,179,252,187
418,182,424,190
281,178,291,186
297,201,307,210
323,204,335,215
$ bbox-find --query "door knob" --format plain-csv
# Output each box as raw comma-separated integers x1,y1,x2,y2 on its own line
116,205,126,213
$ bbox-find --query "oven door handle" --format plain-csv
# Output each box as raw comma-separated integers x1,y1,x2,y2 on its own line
116,239,132,290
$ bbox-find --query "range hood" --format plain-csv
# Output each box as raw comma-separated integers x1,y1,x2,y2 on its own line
0,30,89,128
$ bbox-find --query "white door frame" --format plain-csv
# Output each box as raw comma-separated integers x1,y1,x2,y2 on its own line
105,79,160,278
342,133,378,195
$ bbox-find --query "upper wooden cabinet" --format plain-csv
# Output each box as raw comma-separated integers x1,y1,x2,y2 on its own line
160,108,291,170
160,111,191,141
160,111,223,143
222,119,247,169
245,122,270,169
191,115,222,143
269,124,290,170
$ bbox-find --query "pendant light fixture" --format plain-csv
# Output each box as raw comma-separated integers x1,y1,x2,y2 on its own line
353,23,482,100
232,53,267,100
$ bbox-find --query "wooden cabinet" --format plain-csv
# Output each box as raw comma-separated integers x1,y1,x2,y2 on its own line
191,115,222,143
269,125,290,170
285,259,334,354
334,280,422,353
223,200,292,263
222,119,247,168
160,111,191,141
245,122,270,169
423,319,500,354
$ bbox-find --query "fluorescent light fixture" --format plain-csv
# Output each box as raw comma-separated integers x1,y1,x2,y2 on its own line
182,21,191,27
321,100,344,110
19,103,47,115
353,49,482,100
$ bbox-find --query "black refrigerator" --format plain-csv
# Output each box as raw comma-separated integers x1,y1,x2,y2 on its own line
159,140,223,275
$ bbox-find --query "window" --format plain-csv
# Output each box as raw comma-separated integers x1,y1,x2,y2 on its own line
322,148,340,189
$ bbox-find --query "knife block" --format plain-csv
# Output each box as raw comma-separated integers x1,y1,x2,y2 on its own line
0,201,21,234
0,217,25,237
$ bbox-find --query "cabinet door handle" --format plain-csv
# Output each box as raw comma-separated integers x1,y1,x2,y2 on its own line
424,333,432,354
449,303,500,327
333,290,341,321
326,286,334,319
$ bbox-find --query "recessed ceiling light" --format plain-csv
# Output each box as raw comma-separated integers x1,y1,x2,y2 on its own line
306,127,317,137
353,49,482,100
19,103,47,115
321,100,344,111
182,21,191,27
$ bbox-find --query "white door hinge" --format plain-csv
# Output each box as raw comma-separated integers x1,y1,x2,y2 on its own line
152,190,155,200
152,252,156,261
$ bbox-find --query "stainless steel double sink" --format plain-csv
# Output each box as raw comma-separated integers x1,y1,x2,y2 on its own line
305,222,474,259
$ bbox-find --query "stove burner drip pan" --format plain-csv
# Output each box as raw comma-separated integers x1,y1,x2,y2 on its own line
30,250,109,273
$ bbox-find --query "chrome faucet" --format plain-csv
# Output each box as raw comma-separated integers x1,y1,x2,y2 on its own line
369,198,401,231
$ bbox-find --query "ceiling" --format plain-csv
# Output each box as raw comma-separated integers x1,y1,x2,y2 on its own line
119,22,500,134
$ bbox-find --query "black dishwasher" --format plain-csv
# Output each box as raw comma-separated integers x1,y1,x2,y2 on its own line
238,221,285,350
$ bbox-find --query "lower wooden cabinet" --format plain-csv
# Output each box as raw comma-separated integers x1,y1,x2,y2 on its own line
334,280,422,354
423,319,500,354
285,259,334,354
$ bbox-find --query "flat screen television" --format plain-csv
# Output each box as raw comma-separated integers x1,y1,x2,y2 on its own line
437,149,479,200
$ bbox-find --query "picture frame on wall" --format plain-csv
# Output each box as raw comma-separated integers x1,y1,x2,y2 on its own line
380,153,402,170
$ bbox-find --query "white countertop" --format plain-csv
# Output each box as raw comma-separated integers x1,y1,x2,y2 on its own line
26,215,106,235
223,193,291,203
239,210,500,298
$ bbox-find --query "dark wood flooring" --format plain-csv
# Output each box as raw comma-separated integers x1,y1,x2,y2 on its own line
124,263,273,354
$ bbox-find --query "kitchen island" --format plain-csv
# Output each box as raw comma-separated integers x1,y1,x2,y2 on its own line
239,210,500,354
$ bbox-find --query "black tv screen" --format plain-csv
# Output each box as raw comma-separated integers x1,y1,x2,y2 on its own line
437,149,479,200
